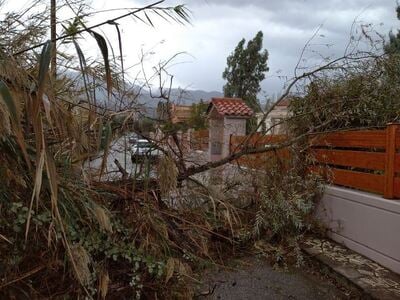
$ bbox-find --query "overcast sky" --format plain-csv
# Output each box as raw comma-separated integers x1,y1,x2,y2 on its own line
11,0,400,98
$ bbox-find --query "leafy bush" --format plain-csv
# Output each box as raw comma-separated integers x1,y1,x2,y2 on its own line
253,162,323,239
289,54,400,135
246,153,324,264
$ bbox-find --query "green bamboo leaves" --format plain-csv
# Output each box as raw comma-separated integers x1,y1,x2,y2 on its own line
0,81,19,125
90,30,112,99
0,80,31,169
38,40,52,93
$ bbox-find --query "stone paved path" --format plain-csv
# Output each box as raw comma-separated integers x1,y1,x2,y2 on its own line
303,238,400,300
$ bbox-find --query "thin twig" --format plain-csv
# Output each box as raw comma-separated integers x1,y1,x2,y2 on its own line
0,265,46,289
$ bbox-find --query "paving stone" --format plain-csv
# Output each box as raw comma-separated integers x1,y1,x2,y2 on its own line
335,266,361,280
302,237,400,300
359,269,375,277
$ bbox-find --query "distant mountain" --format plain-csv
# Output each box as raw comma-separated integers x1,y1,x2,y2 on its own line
141,88,222,107
168,88,223,105
63,70,222,117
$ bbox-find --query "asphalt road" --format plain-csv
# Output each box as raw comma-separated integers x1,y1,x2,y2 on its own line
198,257,347,300
84,135,157,181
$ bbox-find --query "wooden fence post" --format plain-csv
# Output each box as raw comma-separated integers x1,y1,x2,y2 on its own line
384,123,399,199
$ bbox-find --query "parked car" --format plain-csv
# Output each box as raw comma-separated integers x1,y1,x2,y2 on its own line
128,135,138,144
131,139,161,162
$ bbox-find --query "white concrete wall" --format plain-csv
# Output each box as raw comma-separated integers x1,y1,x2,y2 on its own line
257,106,288,134
208,113,224,161
317,185,400,274
222,117,247,158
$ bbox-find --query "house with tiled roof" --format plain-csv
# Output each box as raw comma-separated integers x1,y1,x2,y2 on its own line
207,98,254,161
257,97,290,134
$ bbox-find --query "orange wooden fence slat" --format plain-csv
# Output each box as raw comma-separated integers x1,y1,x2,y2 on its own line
395,129,400,149
394,154,400,172
310,130,386,148
311,149,385,171
331,168,385,194
393,177,400,198
309,166,385,195
230,134,286,146
384,124,397,198
230,134,286,155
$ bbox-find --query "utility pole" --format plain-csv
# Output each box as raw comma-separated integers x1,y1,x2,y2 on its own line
50,0,56,80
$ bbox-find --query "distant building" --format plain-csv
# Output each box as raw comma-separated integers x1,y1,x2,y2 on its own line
155,103,195,153
170,104,192,124
257,98,290,134
207,98,253,161
157,103,192,124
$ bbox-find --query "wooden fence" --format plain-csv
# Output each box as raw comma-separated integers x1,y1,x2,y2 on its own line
229,124,400,199
310,124,400,199
229,133,288,169
191,129,209,151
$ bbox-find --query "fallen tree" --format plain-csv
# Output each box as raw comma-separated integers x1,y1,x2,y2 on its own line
1,2,399,298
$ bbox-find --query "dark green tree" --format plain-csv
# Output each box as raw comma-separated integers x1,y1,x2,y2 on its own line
385,5,400,54
222,31,269,113
188,99,208,130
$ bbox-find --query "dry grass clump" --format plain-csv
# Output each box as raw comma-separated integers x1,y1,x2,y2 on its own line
71,244,92,286
157,154,178,196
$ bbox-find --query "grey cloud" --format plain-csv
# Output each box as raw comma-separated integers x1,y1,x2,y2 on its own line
131,0,400,95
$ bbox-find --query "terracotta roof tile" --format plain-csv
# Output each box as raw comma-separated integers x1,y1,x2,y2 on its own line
209,97,253,117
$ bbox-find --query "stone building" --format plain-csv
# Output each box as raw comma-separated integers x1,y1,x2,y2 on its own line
207,98,253,161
